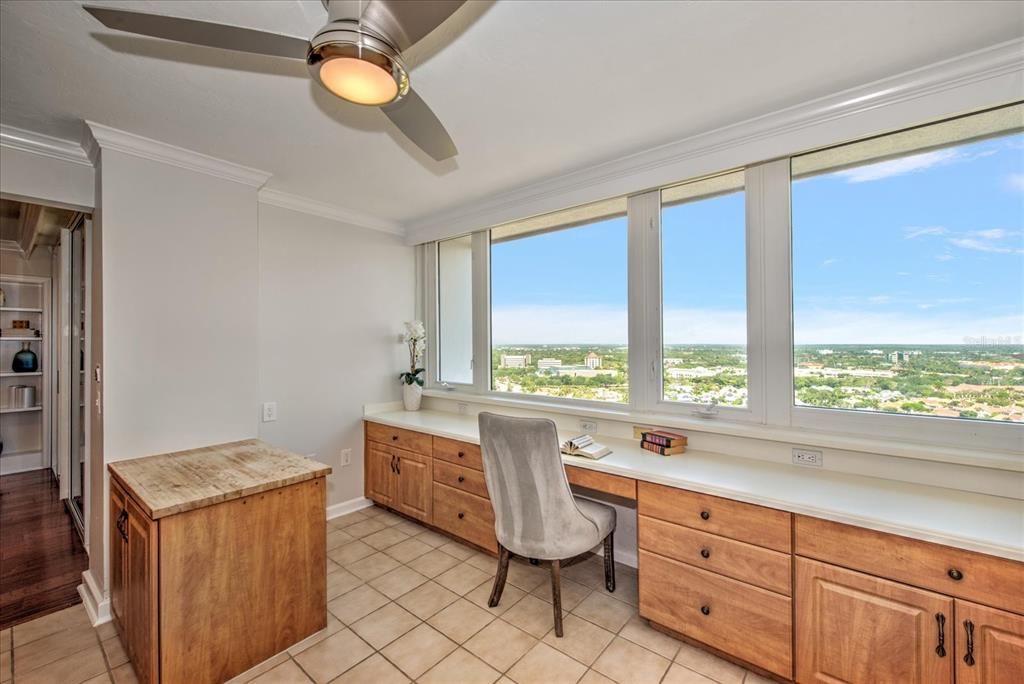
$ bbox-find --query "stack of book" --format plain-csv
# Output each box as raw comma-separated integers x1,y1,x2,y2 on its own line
640,429,687,455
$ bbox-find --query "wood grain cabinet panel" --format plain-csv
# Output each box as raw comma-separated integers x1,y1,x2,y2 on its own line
394,448,432,522
638,481,791,552
109,480,127,637
433,459,489,499
365,444,397,506
565,465,636,500
638,514,791,595
124,496,158,684
956,600,1024,684
365,422,433,455
433,436,483,471
433,482,497,553
795,515,1024,615
639,549,792,679
795,557,953,684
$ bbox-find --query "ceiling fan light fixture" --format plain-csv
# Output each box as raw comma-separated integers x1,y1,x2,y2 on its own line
308,22,409,107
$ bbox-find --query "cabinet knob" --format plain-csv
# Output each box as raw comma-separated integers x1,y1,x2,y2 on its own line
458,451,465,458
392,435,398,441
700,605,711,616
700,510,710,521
700,548,711,559
458,512,465,519
458,475,465,483
948,568,964,581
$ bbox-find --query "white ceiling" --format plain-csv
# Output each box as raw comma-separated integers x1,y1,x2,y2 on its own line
1,1,1021,230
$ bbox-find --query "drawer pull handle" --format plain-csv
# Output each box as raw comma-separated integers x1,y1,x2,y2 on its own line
458,475,465,483
458,512,465,519
700,605,711,616
458,451,465,458
700,548,710,559
963,620,975,666
392,435,398,440
700,510,710,521
390,455,396,473
947,568,964,581
396,457,401,475
935,612,946,657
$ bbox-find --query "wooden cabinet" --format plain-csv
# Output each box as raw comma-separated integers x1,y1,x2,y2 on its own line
955,600,1024,684
364,441,432,523
109,470,327,684
366,444,397,506
796,557,954,684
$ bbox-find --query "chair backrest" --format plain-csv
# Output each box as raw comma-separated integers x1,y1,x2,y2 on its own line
477,412,600,559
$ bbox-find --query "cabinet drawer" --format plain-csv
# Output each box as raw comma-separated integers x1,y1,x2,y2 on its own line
638,481,791,553
434,459,490,499
639,514,791,595
565,465,636,500
365,421,432,454
640,549,792,678
433,436,483,471
795,515,1024,615
433,482,497,553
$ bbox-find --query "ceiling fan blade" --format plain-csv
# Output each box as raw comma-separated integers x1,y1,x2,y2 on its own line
83,5,310,60
381,89,457,161
362,0,466,52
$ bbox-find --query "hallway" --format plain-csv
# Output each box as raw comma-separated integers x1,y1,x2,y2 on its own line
0,469,89,629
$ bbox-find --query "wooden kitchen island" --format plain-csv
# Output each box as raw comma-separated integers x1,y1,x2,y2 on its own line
107,439,332,684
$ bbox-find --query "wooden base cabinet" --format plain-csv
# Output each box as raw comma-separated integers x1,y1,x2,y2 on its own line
364,443,432,522
955,600,1024,684
109,475,327,684
796,557,954,684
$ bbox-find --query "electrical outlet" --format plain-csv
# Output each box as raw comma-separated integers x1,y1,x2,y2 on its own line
261,402,277,422
340,448,352,467
579,419,598,433
457,402,469,415
792,447,823,467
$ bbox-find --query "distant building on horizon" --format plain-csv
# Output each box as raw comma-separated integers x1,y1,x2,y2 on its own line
500,354,531,368
585,352,602,369
537,358,562,369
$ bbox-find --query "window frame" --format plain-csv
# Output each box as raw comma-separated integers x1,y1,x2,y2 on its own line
423,108,1023,454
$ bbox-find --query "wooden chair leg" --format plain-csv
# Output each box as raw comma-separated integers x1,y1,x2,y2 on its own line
550,559,563,637
603,532,616,592
488,545,510,607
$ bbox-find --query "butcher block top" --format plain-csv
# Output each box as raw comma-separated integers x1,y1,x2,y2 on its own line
108,439,332,519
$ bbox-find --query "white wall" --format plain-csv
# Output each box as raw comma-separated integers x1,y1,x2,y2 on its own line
257,202,414,507
0,146,93,210
99,149,260,461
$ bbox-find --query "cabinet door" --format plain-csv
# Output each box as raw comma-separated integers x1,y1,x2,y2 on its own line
365,444,397,506
796,557,953,684
956,599,1024,684
395,449,432,522
125,496,159,684
109,481,127,637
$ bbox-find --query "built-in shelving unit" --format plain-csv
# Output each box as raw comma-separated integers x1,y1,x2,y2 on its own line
0,274,52,475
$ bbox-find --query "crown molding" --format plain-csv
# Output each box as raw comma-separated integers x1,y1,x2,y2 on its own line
83,121,272,188
258,187,404,236
405,38,1024,244
0,124,93,167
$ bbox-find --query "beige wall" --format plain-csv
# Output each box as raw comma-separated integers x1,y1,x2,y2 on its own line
257,202,413,508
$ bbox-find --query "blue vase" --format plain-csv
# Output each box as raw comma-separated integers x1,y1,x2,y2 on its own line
12,342,38,373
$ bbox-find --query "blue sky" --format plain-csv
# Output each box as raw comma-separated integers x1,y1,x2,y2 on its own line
491,132,1023,345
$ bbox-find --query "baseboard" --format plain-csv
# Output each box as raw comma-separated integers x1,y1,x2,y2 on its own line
326,496,374,520
0,455,46,475
79,569,111,626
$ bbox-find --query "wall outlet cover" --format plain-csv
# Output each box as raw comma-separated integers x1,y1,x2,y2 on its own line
261,401,278,422
340,448,352,467
792,447,823,467
457,402,469,415
579,419,598,433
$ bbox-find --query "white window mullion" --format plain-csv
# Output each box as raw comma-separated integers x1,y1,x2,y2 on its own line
471,231,491,394
743,165,768,424
758,158,795,428
628,190,661,413
421,243,439,388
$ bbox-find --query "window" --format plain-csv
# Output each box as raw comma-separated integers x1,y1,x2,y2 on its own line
661,171,748,407
489,198,629,403
792,107,1023,423
436,235,473,384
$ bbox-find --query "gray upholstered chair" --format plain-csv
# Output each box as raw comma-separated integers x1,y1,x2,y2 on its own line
478,412,616,637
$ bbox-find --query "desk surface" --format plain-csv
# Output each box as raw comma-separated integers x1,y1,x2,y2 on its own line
365,409,1023,561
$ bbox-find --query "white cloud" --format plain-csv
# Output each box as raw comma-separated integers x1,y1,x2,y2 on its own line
1007,173,1024,192
904,226,947,239
821,258,838,267
794,309,1023,344
945,229,1023,255
973,228,1009,240
837,149,959,183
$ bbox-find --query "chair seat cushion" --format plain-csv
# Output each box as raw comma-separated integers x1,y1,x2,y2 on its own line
575,498,616,540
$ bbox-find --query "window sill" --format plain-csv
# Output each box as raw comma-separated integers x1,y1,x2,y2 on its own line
422,388,1022,473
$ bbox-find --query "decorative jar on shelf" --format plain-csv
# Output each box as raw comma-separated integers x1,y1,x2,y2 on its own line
12,342,38,373
403,383,423,411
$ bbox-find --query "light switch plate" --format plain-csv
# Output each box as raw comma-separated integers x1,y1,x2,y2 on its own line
340,448,352,466
262,402,278,422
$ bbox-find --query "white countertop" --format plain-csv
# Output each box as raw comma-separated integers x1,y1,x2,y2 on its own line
365,409,1024,562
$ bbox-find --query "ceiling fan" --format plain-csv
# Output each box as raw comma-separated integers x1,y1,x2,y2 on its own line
83,0,464,161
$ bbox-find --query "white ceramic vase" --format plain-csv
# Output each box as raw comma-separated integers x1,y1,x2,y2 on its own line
403,383,423,411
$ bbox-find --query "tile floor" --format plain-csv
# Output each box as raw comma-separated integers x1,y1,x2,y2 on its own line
1,506,774,684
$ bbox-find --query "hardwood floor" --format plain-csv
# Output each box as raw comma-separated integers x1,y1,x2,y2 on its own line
0,469,89,629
